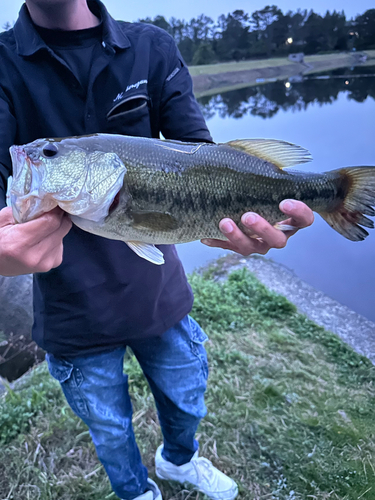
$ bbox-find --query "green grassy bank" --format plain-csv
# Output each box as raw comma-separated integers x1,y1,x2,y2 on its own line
1,268,374,499
189,51,375,77
190,50,375,97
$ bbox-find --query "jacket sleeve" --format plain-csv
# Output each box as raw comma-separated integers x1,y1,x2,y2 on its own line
159,38,213,143
0,87,17,210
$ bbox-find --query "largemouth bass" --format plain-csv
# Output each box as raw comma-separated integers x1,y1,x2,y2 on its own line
9,133,375,265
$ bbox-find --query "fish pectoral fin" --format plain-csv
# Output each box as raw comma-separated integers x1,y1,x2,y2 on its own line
126,241,165,265
131,211,179,231
225,139,312,169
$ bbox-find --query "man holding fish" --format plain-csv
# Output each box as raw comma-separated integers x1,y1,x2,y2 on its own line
0,0,314,499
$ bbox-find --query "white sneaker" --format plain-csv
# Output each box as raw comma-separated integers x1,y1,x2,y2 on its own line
155,445,238,500
124,478,162,500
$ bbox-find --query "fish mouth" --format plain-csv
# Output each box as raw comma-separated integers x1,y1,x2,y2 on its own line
9,142,128,224
11,193,48,223
9,145,55,223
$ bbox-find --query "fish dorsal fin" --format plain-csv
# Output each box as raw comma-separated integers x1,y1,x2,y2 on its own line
225,139,312,169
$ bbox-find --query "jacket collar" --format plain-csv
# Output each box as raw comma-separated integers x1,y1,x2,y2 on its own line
13,0,130,57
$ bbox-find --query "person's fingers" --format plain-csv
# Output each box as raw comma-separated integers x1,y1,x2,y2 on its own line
51,242,65,268
14,208,69,248
201,216,273,256
0,211,71,275
279,200,314,229
201,238,236,251
240,213,288,249
57,214,72,239
221,217,272,255
0,207,16,227
202,202,315,257
16,208,66,247
31,215,71,265
15,231,66,273
201,236,271,255
34,240,65,272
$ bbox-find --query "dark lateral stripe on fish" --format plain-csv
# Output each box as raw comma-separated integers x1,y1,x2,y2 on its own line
130,181,338,209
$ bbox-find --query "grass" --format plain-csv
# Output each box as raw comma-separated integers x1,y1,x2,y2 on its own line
189,57,295,77
190,50,375,98
0,268,375,499
189,50,375,77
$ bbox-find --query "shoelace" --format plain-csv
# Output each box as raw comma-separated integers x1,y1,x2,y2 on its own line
191,457,216,487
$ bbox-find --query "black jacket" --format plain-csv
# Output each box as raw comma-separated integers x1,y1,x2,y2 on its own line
0,0,212,356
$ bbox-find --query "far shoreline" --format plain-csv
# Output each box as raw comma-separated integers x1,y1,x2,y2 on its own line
190,50,375,97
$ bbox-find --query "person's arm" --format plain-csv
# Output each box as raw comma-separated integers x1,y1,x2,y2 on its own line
159,39,314,254
159,38,213,143
0,89,72,277
0,85,16,211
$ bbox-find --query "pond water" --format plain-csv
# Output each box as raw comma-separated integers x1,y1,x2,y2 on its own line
177,65,375,322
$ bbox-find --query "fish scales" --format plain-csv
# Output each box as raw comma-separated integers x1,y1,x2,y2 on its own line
9,133,375,265
107,141,337,243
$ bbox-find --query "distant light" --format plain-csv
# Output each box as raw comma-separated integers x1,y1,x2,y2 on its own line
345,80,350,85
286,37,293,44
285,82,291,89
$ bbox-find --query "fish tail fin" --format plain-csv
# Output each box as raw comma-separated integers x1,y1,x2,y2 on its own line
318,167,375,241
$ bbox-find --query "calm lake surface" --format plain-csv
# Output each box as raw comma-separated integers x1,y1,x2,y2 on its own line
177,66,375,322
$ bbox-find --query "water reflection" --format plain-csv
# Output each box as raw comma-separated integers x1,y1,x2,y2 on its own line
198,66,375,120
178,66,375,321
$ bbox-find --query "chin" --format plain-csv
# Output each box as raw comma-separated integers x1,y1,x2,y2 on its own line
26,0,77,8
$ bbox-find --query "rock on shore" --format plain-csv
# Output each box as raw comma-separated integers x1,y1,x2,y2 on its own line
0,274,33,339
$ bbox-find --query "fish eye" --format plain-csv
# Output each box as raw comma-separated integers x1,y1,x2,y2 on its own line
42,143,59,158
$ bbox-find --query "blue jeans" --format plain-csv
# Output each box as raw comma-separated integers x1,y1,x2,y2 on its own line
46,315,208,500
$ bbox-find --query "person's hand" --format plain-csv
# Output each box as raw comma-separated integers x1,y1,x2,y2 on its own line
0,206,72,277
201,200,314,256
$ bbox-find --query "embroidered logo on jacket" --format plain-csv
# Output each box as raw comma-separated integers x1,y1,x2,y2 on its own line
113,80,148,102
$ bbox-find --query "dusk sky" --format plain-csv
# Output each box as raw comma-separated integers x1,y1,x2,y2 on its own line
1,0,374,29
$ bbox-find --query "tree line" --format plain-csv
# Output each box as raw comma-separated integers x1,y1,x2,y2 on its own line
2,6,375,65
139,6,375,65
